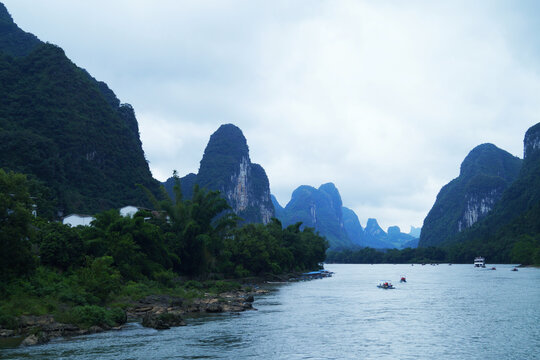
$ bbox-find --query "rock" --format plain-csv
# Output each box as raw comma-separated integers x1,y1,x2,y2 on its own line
244,295,254,303
0,329,14,337
87,326,104,334
205,303,223,313
20,333,49,347
19,315,55,328
142,312,186,330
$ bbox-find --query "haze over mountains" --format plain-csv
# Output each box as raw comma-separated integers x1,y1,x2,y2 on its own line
272,184,419,250
0,0,421,247
1,1,538,260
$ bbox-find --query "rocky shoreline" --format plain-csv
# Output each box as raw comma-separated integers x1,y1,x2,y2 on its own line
0,288,268,347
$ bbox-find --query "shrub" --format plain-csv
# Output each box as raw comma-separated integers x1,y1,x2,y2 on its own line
183,280,203,290
61,305,126,329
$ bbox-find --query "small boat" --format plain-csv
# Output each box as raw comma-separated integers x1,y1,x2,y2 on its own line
491,267,496,270
400,277,406,283
474,256,485,268
377,281,395,289
511,267,519,272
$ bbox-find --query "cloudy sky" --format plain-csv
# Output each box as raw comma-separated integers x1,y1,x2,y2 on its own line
5,0,540,231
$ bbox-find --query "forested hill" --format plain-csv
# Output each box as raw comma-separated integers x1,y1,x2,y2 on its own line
419,143,522,247
446,123,540,264
0,3,160,217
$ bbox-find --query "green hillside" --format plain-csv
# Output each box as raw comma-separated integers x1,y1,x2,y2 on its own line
0,5,159,217
446,124,540,264
419,143,522,247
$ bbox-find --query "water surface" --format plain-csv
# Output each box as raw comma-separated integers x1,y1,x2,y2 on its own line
1,264,538,359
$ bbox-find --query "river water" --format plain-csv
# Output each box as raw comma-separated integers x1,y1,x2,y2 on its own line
1,264,539,360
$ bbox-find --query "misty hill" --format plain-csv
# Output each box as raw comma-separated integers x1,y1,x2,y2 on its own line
341,206,364,246
387,226,418,248
274,184,417,250
0,3,160,216
408,226,421,238
272,183,353,249
419,143,522,247
164,124,274,223
447,123,540,263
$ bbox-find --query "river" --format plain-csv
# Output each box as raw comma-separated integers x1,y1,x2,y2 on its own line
1,264,539,360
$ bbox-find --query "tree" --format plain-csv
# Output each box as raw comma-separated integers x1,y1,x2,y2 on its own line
0,169,35,280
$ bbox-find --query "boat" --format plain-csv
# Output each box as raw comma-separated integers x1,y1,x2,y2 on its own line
474,257,486,268
400,276,406,283
377,281,395,289
511,267,519,272
491,267,496,270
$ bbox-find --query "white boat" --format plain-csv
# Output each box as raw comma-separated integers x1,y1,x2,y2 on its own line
474,257,485,268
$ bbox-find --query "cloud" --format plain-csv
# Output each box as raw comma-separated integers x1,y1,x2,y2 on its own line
4,0,540,230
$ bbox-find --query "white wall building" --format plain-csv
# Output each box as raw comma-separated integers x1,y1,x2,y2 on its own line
62,214,95,227
120,205,140,218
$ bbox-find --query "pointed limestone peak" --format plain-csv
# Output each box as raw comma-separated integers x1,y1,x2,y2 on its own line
318,182,343,220
524,122,540,160
203,123,249,161
198,123,250,186
318,182,340,201
459,143,521,182
194,123,274,224
365,218,385,235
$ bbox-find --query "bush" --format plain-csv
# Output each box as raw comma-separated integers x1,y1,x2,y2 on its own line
205,280,241,294
61,305,126,329
152,269,176,287
0,312,19,330
183,280,203,290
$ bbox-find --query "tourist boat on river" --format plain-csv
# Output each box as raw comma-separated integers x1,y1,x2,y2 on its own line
377,281,395,289
474,257,486,268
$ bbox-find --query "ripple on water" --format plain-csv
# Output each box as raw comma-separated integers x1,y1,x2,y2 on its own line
1,264,539,360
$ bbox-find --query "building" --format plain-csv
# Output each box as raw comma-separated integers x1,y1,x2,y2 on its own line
62,214,95,227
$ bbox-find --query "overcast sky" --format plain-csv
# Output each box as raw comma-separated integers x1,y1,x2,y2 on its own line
4,0,540,231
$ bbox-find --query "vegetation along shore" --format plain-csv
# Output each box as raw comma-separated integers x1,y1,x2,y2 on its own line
0,172,328,347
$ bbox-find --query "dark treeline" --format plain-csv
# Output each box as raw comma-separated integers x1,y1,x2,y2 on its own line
326,247,447,264
0,170,327,329
326,236,540,265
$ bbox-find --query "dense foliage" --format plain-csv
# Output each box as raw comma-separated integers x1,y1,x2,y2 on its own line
0,3,40,57
327,238,540,265
0,171,327,329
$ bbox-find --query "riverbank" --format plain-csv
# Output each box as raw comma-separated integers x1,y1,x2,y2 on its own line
0,286,269,348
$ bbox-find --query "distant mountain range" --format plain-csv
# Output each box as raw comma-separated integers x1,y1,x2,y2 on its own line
272,184,419,250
